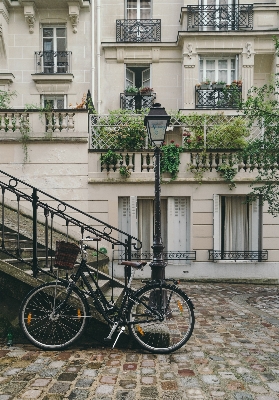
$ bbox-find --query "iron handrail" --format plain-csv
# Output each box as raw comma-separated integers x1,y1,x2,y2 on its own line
0,169,142,275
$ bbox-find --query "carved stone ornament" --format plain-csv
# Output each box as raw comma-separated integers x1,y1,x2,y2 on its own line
24,4,36,34
69,14,79,33
68,3,80,33
245,42,252,58
187,43,193,59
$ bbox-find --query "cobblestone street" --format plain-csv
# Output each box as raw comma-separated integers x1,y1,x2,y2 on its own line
1,282,279,400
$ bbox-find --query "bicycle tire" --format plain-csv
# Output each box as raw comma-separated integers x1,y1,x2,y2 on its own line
127,282,194,354
19,282,89,350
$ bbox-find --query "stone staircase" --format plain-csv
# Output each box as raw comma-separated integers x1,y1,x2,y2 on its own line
0,212,127,346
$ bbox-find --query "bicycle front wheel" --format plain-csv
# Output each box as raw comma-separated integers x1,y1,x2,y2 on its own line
128,283,194,354
19,282,89,350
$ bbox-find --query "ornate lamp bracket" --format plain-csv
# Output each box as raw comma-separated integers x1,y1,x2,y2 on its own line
68,2,80,33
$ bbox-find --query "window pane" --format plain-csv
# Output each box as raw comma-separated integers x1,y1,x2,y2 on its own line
127,0,137,7
43,28,53,38
57,38,66,52
43,39,53,51
223,197,249,252
140,9,151,18
56,28,66,38
140,0,151,6
127,9,136,19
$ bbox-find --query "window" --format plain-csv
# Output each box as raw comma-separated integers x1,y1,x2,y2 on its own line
41,95,65,109
199,57,237,84
126,0,151,19
213,195,261,254
118,197,190,261
126,65,150,89
123,65,152,110
201,0,236,31
42,27,67,73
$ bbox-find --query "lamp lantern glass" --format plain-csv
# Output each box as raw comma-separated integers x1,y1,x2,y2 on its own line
144,105,170,147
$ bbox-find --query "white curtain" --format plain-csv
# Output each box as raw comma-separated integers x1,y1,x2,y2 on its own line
224,197,249,251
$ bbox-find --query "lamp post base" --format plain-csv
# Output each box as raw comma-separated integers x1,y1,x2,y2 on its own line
150,242,166,281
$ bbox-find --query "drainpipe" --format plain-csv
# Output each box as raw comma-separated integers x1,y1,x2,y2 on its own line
97,0,101,113
91,0,95,106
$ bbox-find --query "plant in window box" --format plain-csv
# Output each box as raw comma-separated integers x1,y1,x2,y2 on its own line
212,81,226,89
139,86,154,96
195,83,201,89
124,86,139,96
237,80,242,87
200,79,211,89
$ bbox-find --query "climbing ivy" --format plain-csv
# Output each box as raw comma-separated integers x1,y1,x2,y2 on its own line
160,142,183,181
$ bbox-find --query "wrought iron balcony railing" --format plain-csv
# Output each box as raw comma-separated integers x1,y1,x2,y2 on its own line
209,250,268,262
35,51,72,74
120,92,156,110
195,86,242,109
116,19,161,42
187,4,253,31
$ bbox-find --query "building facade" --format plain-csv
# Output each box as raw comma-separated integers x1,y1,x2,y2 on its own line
1,0,279,281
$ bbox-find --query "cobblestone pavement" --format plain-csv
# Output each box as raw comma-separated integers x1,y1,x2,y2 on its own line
1,282,279,400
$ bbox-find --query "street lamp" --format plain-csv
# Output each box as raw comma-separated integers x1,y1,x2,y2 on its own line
144,103,171,280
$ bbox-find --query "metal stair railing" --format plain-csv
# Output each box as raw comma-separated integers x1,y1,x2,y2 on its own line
0,169,142,277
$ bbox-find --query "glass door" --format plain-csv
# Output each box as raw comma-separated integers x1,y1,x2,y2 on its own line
126,0,151,19
42,27,67,73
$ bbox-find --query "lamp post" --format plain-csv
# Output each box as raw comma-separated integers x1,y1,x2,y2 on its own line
144,104,170,281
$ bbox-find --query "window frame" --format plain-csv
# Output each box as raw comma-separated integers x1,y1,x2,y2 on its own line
125,0,152,20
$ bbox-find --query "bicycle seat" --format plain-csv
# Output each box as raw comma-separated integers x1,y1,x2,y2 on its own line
121,261,147,269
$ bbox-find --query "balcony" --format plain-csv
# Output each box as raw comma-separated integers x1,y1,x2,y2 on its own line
116,19,161,42
120,92,156,110
195,85,242,109
187,4,253,31
34,51,72,74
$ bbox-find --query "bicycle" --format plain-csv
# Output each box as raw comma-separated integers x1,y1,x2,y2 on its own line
19,238,195,354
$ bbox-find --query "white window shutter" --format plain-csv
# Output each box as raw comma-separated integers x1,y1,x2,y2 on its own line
142,68,151,88
126,68,135,88
118,197,131,236
168,197,188,252
250,198,259,251
213,194,221,250
130,196,138,238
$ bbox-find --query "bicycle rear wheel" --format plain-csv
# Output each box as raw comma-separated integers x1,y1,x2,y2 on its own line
128,283,194,354
19,282,89,350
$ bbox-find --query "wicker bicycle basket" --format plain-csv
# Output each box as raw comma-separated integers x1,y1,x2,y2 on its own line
54,241,80,270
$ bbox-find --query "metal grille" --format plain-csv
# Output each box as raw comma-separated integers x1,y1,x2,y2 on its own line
116,19,161,42
120,93,156,111
187,5,253,31
208,250,268,261
117,251,196,262
90,113,145,150
195,87,242,109
35,51,72,74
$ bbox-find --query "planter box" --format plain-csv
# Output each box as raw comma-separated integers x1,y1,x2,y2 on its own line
212,84,225,89
124,92,138,96
200,84,211,89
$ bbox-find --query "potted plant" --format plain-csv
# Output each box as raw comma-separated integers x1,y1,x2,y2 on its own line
124,86,138,96
139,86,154,95
212,80,226,89
200,79,211,89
